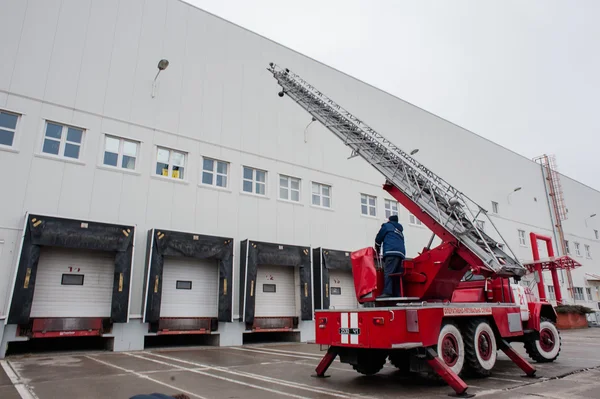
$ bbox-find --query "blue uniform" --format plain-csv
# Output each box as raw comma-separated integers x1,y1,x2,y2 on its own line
375,220,406,258
375,218,406,297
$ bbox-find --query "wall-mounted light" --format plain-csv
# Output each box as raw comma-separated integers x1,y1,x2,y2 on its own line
507,187,522,204
585,213,597,227
152,59,169,98
410,149,419,156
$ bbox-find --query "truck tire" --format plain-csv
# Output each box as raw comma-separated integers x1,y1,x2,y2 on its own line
525,317,561,362
435,322,465,376
389,352,410,373
463,319,497,377
352,352,387,376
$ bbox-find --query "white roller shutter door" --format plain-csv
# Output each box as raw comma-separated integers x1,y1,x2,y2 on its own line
160,256,218,318
30,247,115,318
255,265,296,317
329,269,358,309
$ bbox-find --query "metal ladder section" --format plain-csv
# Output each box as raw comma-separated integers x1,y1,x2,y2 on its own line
268,63,526,277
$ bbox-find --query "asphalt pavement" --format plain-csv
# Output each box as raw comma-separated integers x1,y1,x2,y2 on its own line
2,327,600,398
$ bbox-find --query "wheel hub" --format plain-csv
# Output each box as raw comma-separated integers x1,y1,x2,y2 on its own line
539,328,556,352
441,333,459,366
478,330,493,361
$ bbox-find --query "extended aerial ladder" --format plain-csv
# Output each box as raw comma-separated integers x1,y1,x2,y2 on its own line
268,63,526,281
267,64,561,397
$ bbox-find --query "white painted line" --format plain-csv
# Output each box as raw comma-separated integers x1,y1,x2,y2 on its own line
125,353,313,399
0,360,38,399
488,376,525,383
142,352,373,399
253,347,323,358
229,347,324,361
85,356,208,399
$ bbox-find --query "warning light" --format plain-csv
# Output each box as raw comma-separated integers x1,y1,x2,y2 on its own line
373,317,385,325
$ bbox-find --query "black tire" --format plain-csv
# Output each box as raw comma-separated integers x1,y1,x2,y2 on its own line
389,352,410,373
525,317,561,363
463,318,497,377
352,352,387,376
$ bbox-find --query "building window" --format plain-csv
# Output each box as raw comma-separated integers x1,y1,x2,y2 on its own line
103,135,138,170
242,166,267,195
585,244,591,259
384,199,399,219
574,287,584,301
279,175,300,202
476,220,485,231
574,242,581,257
547,285,556,300
312,182,331,208
565,240,571,255
156,147,186,179
61,274,84,286
263,284,276,293
595,230,599,240
360,194,377,217
409,212,423,226
518,230,526,246
586,287,593,301
202,158,228,188
42,121,84,159
492,201,499,214
0,110,19,147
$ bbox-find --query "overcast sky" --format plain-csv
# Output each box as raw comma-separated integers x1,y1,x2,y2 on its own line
187,0,599,191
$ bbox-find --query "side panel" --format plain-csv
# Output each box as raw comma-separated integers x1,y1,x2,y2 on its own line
239,239,248,322
312,248,323,310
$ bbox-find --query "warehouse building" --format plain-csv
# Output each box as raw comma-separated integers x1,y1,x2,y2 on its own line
0,0,599,356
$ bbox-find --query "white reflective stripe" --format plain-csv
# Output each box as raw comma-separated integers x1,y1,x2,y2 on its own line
350,312,358,344
341,312,348,344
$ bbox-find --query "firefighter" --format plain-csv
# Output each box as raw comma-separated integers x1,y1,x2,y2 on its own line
374,214,406,298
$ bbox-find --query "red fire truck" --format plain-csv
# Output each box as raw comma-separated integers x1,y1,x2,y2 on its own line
269,63,571,396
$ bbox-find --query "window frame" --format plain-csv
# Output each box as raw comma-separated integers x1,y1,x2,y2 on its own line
278,174,301,202
491,201,499,214
476,220,485,231
518,229,527,246
176,280,192,290
155,146,187,180
0,109,20,149
102,134,140,171
311,182,332,208
360,193,377,217
242,166,267,196
574,242,581,257
574,287,584,301
586,287,593,301
201,157,229,188
585,244,591,259
565,240,571,255
61,274,84,286
384,199,399,219
409,212,423,226
547,285,556,300
41,120,85,160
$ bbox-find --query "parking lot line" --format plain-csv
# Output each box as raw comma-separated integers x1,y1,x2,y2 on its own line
1,360,37,399
84,356,208,399
141,352,375,398
125,353,314,399
229,346,328,360
251,347,324,357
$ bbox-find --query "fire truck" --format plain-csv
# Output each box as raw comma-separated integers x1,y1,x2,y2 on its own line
268,63,568,396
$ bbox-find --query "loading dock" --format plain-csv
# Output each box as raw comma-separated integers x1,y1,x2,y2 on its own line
6,213,134,340
143,229,233,338
312,248,358,310
240,240,312,333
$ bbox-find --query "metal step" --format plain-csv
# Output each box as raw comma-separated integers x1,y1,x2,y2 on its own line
269,64,526,277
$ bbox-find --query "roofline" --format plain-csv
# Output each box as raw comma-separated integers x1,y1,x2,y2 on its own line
179,0,598,195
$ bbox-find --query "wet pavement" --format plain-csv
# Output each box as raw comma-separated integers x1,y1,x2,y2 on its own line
2,328,600,398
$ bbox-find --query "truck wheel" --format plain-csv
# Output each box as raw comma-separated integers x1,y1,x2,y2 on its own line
389,352,410,373
436,322,465,376
525,317,561,362
464,319,497,377
352,352,387,376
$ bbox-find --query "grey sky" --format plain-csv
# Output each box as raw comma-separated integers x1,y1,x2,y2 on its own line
187,0,599,191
